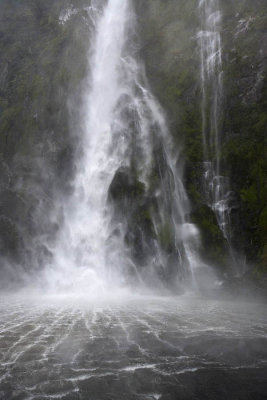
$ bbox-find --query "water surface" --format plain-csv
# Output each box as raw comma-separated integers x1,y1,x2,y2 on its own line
1,294,267,399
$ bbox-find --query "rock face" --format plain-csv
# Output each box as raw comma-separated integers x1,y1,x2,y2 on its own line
107,167,186,289
0,0,266,285
134,0,267,277
0,0,90,284
108,167,156,267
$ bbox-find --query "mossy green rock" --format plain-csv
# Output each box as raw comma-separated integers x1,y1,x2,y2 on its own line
134,0,267,278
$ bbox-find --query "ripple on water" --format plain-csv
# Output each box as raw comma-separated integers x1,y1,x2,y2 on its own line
0,295,267,399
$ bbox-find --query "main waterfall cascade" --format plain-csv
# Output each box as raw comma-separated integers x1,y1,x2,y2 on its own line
197,0,239,271
42,0,209,294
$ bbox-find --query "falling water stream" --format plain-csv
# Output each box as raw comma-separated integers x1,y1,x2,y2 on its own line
0,1,267,399
44,0,134,293
43,0,203,293
198,0,238,266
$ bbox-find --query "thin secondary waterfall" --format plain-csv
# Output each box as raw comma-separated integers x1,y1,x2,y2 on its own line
198,0,235,261
42,0,203,293
198,0,222,172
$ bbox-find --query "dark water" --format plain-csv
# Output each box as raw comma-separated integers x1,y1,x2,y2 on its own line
1,294,267,400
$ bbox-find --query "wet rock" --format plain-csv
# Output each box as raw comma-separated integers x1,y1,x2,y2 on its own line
108,167,145,203
108,167,156,268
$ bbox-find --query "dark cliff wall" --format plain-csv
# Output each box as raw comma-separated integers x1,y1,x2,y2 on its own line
221,0,267,275
0,0,90,283
134,0,267,279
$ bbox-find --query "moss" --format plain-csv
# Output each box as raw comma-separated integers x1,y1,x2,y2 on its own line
191,204,229,269
187,182,202,204
0,105,23,132
221,65,267,267
31,75,47,98
253,244,267,278
108,168,146,202
148,168,161,193
0,97,8,111
138,209,152,224
158,222,175,253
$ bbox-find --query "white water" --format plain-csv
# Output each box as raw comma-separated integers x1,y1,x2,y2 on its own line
44,0,133,293
40,0,206,294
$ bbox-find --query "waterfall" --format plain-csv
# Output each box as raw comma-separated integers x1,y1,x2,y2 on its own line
198,0,222,170
197,0,238,267
42,0,204,293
